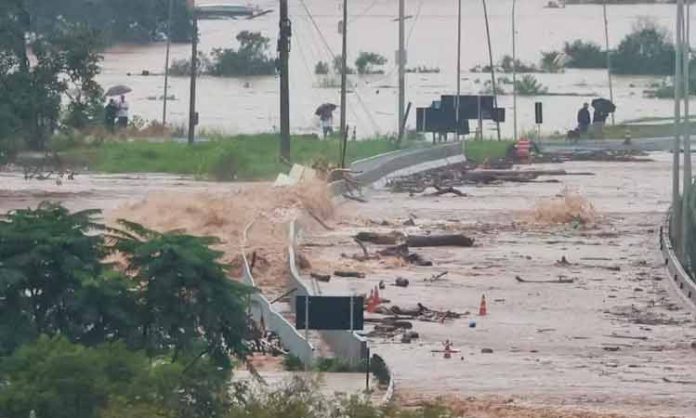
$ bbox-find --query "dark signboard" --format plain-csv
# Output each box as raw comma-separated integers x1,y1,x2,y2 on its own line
295,296,364,331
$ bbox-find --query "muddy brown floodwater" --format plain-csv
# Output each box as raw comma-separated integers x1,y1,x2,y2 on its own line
298,153,696,418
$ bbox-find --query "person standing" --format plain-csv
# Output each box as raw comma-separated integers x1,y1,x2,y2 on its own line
592,107,607,138
104,99,117,132
319,111,333,138
577,103,591,133
116,95,129,129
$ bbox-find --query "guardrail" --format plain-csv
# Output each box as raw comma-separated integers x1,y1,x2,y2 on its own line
330,142,464,195
659,213,696,309
241,221,315,365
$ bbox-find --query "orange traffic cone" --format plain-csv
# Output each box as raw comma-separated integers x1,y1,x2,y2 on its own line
479,294,487,316
374,286,382,304
366,295,378,313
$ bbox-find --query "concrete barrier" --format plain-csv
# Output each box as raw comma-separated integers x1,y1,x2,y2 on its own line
288,221,369,367
659,213,696,309
241,221,315,365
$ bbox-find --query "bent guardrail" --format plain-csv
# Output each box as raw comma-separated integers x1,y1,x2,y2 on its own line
660,213,696,308
241,221,315,365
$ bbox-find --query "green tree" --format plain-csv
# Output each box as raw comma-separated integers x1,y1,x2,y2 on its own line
0,204,111,352
613,20,675,75
0,336,143,418
209,31,276,76
111,221,252,365
563,40,606,69
50,22,105,129
25,0,193,44
355,51,387,75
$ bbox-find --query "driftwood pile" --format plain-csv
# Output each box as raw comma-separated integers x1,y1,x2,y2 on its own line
386,161,595,194
343,231,474,267
366,303,465,339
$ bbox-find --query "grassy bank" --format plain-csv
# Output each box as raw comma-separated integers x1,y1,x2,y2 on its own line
464,140,514,163
60,134,402,180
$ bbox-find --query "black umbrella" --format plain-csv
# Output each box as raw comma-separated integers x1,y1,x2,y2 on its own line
315,103,337,117
105,85,132,97
591,98,616,114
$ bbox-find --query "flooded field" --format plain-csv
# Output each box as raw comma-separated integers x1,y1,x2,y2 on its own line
297,153,696,417
100,0,682,139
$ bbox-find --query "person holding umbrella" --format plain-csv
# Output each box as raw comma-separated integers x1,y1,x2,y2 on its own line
591,98,616,138
116,95,130,130
105,85,132,130
315,103,336,138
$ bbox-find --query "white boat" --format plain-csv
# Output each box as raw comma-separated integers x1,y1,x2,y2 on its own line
196,3,272,19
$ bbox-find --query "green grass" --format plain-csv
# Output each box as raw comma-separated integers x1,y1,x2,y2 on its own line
61,134,402,181
602,122,696,139
464,140,514,164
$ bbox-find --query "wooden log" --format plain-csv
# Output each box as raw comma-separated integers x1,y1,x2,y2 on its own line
378,244,409,257
356,231,404,245
430,185,467,197
310,273,331,282
334,271,366,278
406,234,474,248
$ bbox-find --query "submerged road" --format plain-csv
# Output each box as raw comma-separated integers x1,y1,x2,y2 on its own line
300,152,696,417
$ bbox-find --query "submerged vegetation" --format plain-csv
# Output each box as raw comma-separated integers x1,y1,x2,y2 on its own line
474,20,680,77
169,31,276,77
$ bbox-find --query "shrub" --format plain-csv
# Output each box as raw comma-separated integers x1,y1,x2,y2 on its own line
515,75,548,95
539,51,564,73
500,55,537,73
355,52,387,75
168,52,212,76
314,61,329,75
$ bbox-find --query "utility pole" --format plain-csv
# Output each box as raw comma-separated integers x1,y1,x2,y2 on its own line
681,0,692,257
673,0,684,254
279,0,291,161
456,0,462,141
162,0,174,125
397,0,406,144
482,0,501,141
339,0,348,140
511,0,518,142
187,11,198,144
602,1,615,125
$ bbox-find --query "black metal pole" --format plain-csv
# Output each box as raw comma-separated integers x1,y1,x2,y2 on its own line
365,347,370,392
187,13,198,145
279,0,291,160
482,0,501,141
339,0,348,138
162,0,173,125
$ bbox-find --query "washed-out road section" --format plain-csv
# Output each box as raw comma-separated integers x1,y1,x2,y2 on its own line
299,153,696,417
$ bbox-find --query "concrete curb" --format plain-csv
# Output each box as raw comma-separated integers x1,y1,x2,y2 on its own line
659,212,696,309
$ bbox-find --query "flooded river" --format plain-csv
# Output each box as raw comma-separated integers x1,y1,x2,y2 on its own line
99,0,684,139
